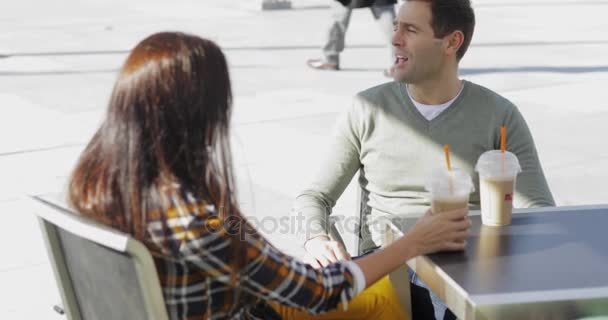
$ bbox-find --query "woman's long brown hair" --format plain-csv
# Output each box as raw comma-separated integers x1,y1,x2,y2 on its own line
68,32,245,270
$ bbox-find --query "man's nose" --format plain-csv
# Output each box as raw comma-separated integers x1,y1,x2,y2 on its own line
391,31,402,48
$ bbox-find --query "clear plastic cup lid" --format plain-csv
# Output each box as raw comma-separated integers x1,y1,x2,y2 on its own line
475,150,521,177
425,167,475,197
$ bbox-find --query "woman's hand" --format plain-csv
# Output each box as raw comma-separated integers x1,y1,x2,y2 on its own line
406,208,471,256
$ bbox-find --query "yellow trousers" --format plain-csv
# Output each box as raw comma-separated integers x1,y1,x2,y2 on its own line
271,276,409,320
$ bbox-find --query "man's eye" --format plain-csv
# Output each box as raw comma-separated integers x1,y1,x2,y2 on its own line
408,28,417,33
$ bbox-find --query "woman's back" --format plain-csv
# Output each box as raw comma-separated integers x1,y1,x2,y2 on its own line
147,200,257,318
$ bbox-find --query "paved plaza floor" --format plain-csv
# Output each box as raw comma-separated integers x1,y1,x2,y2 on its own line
1,0,607,318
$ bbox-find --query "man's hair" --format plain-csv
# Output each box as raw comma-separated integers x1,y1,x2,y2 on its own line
408,0,476,61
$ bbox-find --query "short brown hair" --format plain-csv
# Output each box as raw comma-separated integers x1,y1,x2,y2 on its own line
408,0,476,60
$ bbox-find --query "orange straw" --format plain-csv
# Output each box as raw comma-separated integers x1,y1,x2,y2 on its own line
444,144,454,194
444,144,452,171
500,126,507,153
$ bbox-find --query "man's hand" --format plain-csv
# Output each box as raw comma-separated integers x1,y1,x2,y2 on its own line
303,235,351,269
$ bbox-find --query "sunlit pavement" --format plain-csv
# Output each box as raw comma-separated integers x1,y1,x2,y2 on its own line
1,0,607,318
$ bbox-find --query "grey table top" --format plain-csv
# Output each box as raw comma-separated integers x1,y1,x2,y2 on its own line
393,205,608,319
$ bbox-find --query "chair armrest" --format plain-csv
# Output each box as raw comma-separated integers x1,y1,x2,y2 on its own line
328,221,346,247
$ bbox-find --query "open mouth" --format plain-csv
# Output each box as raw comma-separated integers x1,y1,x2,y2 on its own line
394,55,409,68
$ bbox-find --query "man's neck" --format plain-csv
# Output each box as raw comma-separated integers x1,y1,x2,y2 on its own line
407,74,462,105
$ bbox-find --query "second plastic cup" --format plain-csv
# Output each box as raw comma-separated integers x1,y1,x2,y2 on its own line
426,168,474,214
475,150,521,226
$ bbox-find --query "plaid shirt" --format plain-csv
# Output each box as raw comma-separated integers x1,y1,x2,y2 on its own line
146,200,361,320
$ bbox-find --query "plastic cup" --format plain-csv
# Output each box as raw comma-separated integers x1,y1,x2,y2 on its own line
425,168,474,214
475,150,521,226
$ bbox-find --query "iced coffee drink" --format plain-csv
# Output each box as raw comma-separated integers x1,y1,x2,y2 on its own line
431,194,469,213
475,150,521,226
426,168,474,214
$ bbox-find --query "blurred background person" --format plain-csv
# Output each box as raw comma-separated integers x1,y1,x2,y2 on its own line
307,0,396,76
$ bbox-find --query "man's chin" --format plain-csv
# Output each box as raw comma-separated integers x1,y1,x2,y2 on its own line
392,72,411,83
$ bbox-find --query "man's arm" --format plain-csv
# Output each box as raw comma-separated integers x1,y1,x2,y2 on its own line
293,97,365,261
504,106,555,208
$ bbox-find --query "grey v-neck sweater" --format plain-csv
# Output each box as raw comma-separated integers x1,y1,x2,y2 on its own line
295,80,554,252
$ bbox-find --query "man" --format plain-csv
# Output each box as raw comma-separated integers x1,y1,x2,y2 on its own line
307,0,396,76
295,0,555,319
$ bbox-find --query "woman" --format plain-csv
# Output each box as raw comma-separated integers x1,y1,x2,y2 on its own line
68,32,470,319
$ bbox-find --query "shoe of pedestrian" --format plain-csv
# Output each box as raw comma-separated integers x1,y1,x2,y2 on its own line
306,59,339,71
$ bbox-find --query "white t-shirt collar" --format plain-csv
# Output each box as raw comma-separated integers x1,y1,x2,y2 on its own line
406,83,464,121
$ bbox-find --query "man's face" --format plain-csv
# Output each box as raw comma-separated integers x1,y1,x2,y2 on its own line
391,1,447,83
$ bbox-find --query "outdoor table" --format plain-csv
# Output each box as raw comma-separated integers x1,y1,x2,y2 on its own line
384,205,608,320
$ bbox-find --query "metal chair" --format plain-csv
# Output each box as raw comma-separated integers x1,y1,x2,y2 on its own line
31,195,169,320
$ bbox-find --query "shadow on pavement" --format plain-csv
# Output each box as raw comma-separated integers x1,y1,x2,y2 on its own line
461,66,608,75
0,69,118,76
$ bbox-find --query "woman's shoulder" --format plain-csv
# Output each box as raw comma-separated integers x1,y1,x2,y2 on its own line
145,200,222,255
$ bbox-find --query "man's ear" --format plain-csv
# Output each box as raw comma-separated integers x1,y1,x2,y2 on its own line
444,30,464,57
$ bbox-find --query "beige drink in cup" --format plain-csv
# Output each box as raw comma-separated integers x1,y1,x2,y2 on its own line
475,150,521,226
426,168,474,214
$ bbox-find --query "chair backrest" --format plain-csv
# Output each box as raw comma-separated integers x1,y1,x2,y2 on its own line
356,186,376,255
328,185,375,256
31,195,169,320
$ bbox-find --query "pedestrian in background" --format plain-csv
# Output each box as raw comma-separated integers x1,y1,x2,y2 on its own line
307,0,396,76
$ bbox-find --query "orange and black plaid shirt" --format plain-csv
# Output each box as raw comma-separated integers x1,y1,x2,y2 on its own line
145,200,361,319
